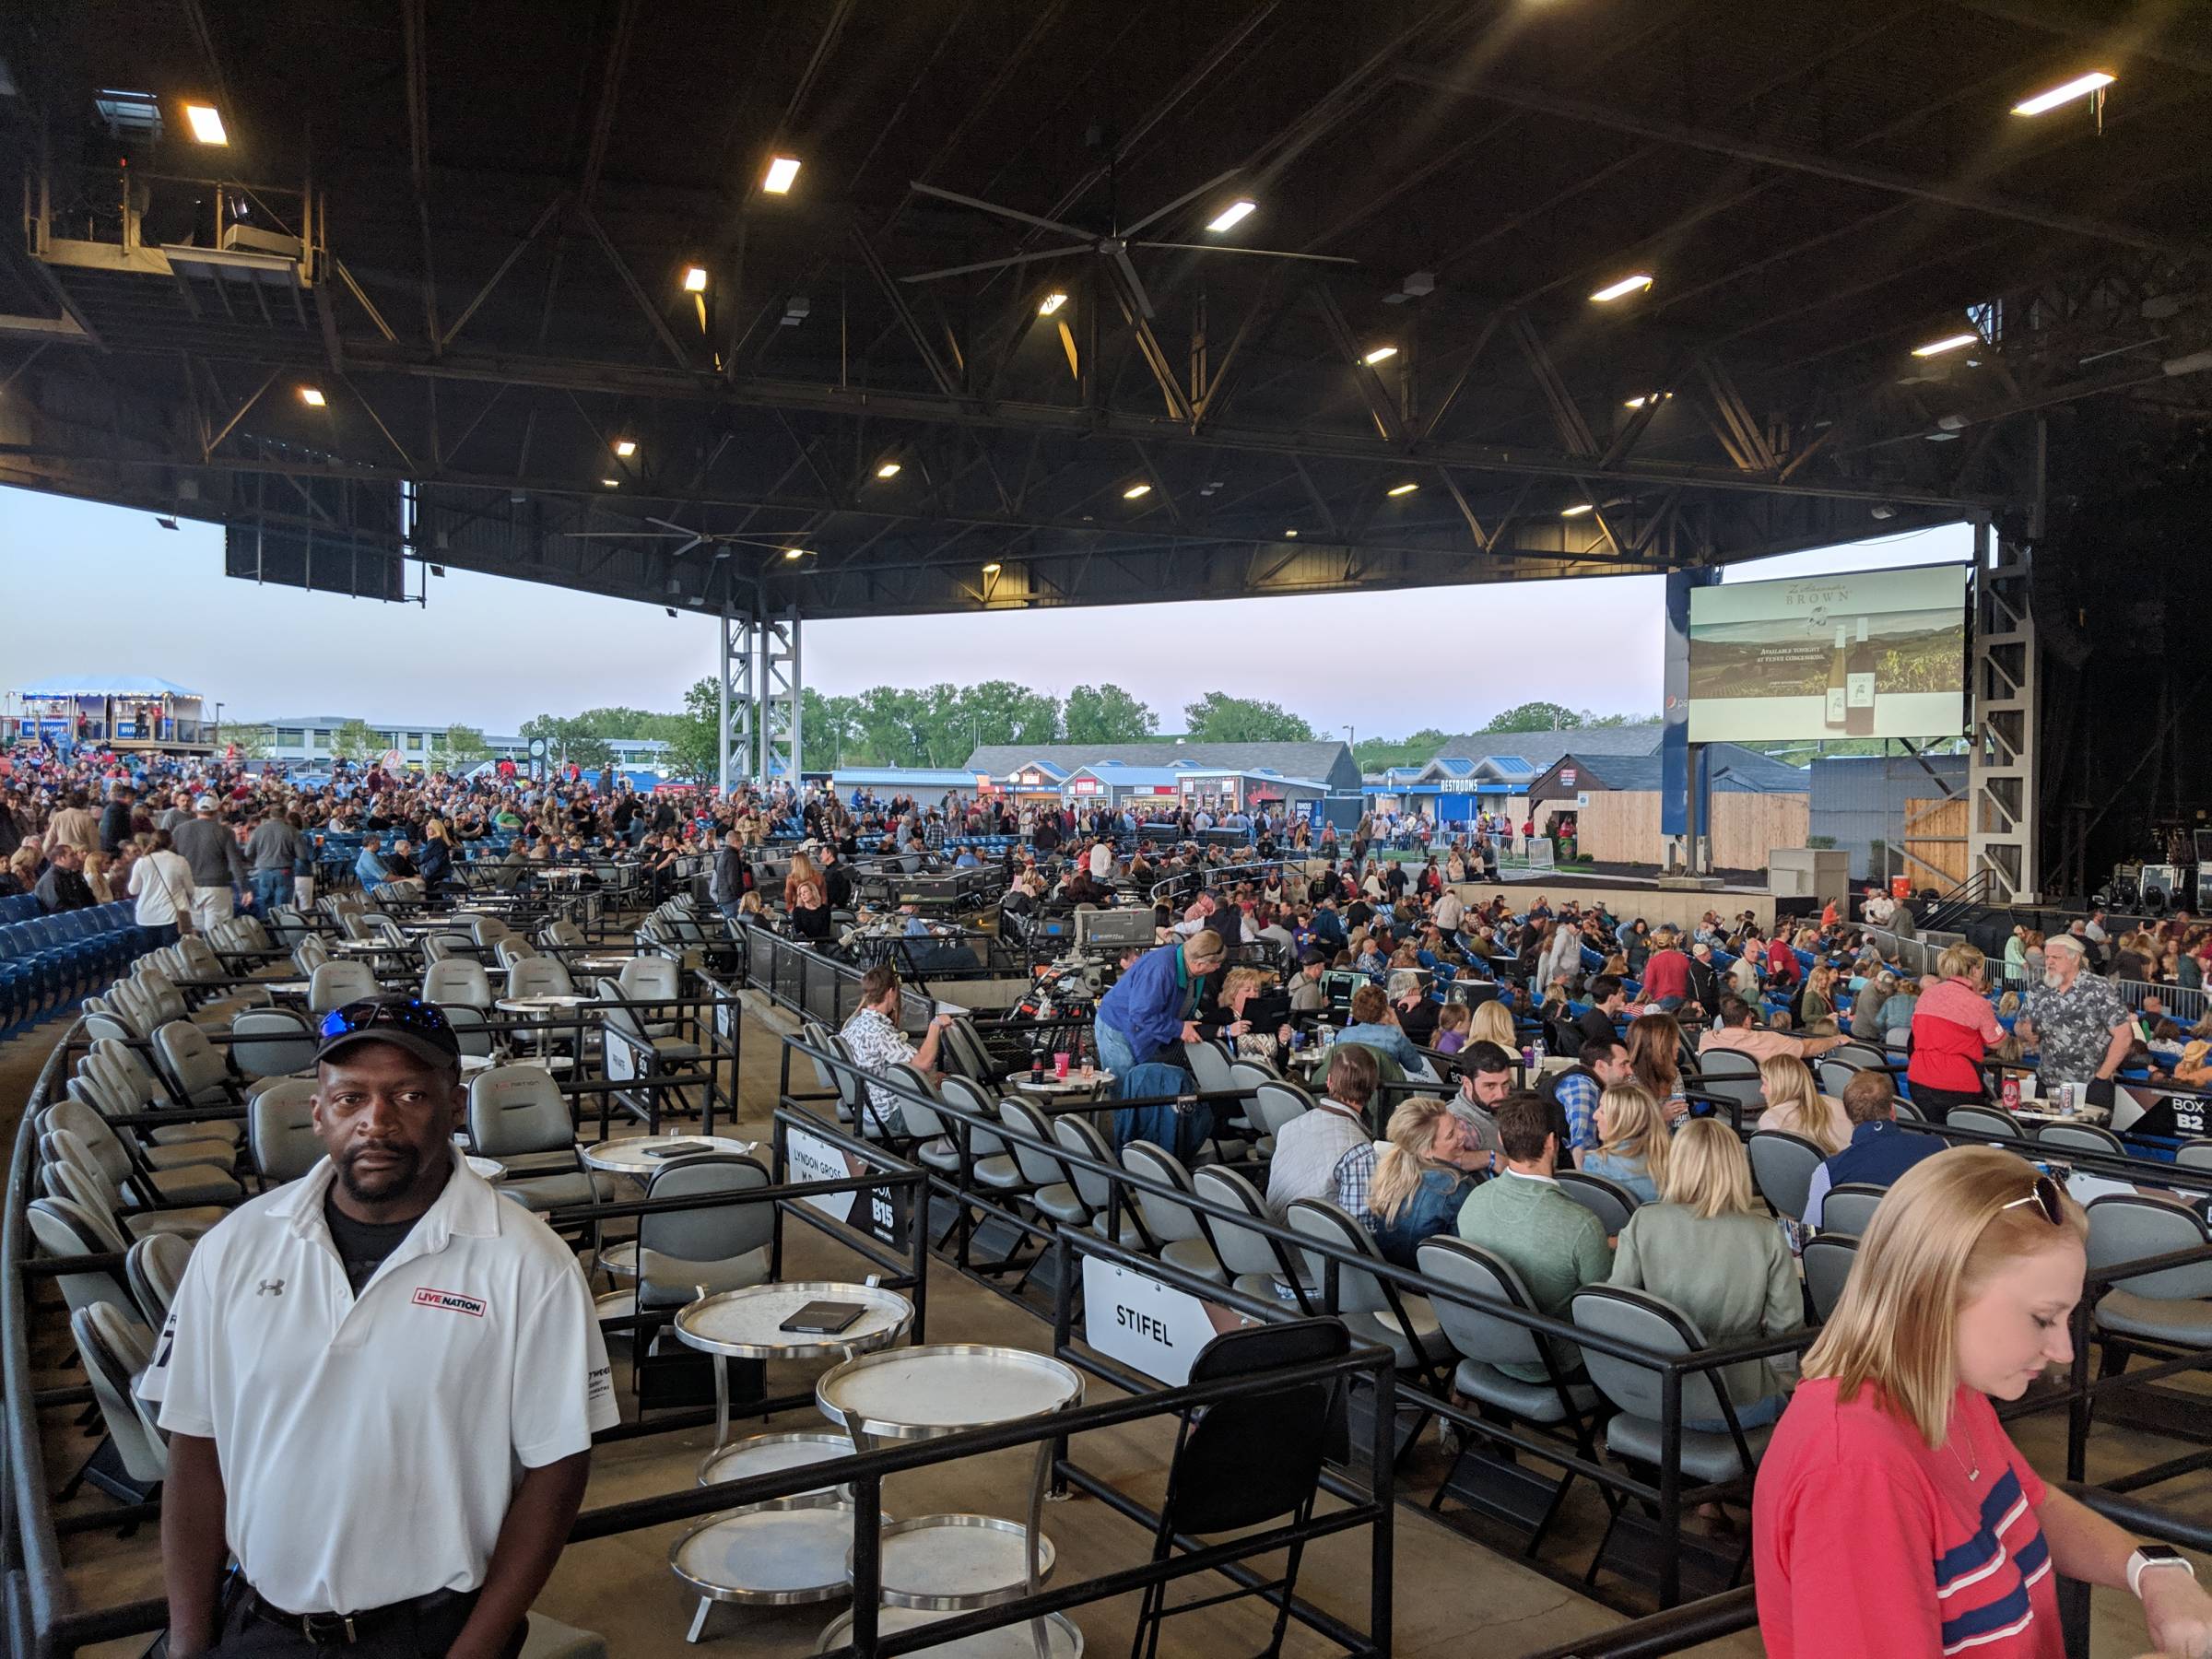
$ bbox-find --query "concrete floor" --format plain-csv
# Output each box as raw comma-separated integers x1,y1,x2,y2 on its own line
4,971,2202,1658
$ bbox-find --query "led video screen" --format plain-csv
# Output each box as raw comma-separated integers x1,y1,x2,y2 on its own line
1686,562,1969,742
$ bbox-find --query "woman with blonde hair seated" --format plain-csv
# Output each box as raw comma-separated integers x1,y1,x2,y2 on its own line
1579,1082,1672,1203
1754,1149,2212,1655
1334,1095,1486,1266
1609,1119,1800,1430
1466,996,1516,1051
1756,1055,1850,1154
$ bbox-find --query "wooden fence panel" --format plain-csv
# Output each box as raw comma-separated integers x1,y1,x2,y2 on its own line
1902,795,1969,888
1571,790,1808,871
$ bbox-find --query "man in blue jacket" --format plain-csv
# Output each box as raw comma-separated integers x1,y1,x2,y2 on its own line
1093,929,1227,1078
1803,1068,1943,1228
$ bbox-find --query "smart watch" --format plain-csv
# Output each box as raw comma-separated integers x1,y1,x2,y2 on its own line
2127,1545,2195,1599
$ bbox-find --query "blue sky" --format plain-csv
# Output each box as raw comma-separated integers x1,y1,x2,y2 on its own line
0,485,1969,738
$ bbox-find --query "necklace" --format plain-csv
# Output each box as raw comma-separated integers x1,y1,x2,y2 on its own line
1945,1414,1983,1483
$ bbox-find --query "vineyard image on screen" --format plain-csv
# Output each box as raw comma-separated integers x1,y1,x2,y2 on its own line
1686,563,1968,742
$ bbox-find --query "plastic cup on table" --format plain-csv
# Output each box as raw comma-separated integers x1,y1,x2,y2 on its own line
1053,1051,1070,1080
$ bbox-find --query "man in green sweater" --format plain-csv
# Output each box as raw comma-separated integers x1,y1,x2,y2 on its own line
1454,1091,1614,1382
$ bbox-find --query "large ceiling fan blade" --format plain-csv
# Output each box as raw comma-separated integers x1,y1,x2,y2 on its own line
909,180,1094,242
1119,166,1245,239
1135,241,1360,265
1110,245,1157,320
558,530,696,540
646,516,702,535
901,248,1088,284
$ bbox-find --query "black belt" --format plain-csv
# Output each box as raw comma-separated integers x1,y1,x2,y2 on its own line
245,1586,476,1646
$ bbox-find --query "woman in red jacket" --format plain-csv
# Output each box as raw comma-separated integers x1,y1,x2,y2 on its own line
1754,1149,2212,1659
1907,941,2006,1122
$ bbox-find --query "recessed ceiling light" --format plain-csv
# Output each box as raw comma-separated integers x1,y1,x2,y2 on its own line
763,156,802,194
1912,333,1981,358
2012,71,2114,115
1038,291,1068,317
298,385,325,407
876,462,901,478
1206,199,1256,233
1123,482,1152,500
1560,502,1594,517
682,265,708,293
1284,528,1299,537
1589,274,1654,303
1386,482,1418,497
982,561,1002,575
1623,392,1674,408
601,477,619,488
1362,346,1398,366
182,103,228,145
613,438,636,457
782,548,806,560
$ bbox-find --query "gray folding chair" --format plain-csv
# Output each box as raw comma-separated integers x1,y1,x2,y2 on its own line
598,1157,774,1308
124,1233,194,1327
1418,1236,1603,1555
1571,1286,1769,1589
1816,1182,1885,1238
467,1065,603,1212
1120,1140,1228,1285
1555,1170,1640,1237
422,959,493,1009
250,1080,324,1185
1746,1130,1826,1222
71,1302,168,1498
1194,1164,1308,1309
1692,1050,1763,1125
1947,1105,2026,1143
230,1007,320,1081
1802,1234,1858,1324
308,959,380,1015
2037,1120,2125,1158
2085,1194,2212,1361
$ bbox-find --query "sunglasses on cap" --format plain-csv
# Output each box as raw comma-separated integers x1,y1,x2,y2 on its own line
318,997,455,1042
2000,1173,2065,1227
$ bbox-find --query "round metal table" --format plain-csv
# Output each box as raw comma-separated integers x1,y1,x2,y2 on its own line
1011,1073,1114,1099
676,1281,912,1459
814,1605,1084,1657
580,1134,759,1178
816,1345,1081,1651
666,1282,914,1642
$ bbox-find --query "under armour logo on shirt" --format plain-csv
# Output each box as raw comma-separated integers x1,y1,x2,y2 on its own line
256,1279,286,1297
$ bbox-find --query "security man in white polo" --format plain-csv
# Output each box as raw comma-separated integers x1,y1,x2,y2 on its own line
141,996,618,1656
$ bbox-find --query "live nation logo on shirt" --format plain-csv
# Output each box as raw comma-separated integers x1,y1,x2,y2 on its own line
411,1287,488,1317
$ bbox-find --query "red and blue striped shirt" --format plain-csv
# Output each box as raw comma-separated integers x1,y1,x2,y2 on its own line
1755,1379,2060,1658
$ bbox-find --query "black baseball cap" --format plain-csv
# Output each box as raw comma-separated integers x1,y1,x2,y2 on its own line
316,996,463,1071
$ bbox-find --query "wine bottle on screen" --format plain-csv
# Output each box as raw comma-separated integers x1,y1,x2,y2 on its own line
1824,624,1850,732
1845,616,1877,736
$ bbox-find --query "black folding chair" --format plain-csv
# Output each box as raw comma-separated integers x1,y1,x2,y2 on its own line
1128,1318,1349,1659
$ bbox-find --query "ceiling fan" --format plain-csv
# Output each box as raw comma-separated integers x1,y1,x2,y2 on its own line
900,163,1356,318
559,518,801,559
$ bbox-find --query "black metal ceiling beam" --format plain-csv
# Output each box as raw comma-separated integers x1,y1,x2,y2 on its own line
127,331,2000,509
1395,66,2204,259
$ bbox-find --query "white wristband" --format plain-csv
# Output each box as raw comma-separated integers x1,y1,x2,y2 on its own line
2128,1547,2195,1600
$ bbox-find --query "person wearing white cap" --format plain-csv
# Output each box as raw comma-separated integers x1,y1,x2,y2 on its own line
168,794,247,932
2018,933,2135,1104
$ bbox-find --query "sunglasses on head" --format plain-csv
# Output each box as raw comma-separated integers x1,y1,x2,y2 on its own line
2001,1173,2065,1227
318,997,454,1041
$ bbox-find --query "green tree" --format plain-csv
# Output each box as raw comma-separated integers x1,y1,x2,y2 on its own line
854,686,935,769
802,688,868,767
667,678,724,780
1482,701,1583,734
1182,692,1315,743
955,681,1061,754
1583,710,1660,728
1063,683,1159,744
224,723,276,760
434,724,492,771
330,718,379,762
1352,727,1449,771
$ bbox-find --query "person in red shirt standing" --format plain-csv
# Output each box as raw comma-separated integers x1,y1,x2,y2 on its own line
1908,941,2007,1123
1638,927,1692,1010
1753,1148,2212,1659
